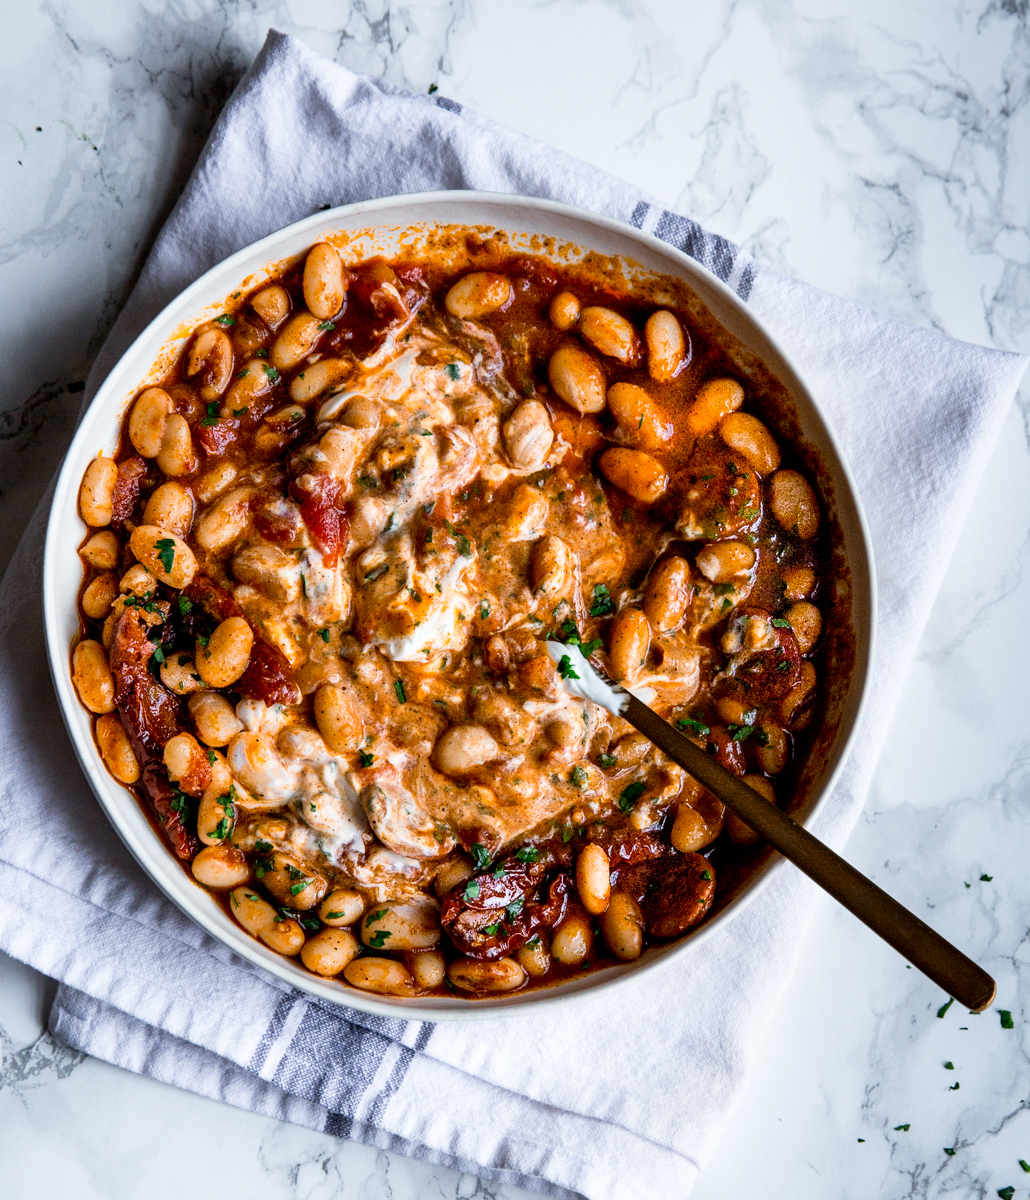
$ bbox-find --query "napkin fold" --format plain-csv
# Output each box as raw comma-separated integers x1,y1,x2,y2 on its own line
0,30,1025,1200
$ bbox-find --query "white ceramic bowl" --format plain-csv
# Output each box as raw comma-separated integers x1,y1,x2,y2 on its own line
43,192,875,1021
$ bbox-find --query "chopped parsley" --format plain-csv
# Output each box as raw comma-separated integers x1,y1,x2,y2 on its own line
463,879,481,901
944,1061,954,1069
152,647,166,664
471,843,491,869
676,716,710,737
456,534,473,557
394,680,406,704
570,765,588,788
324,912,345,920
317,320,336,331
771,617,792,629
949,1082,960,1091
525,935,540,949
483,922,502,937
366,929,391,948
254,840,273,853
597,753,618,768
1020,1160,1030,1173
557,654,579,681
201,401,221,426
514,846,540,864
480,601,489,620
589,583,614,617
358,750,374,768
169,791,189,818
154,538,176,574
701,868,713,881
937,997,955,1018
357,474,378,490
1000,1010,1014,1029
364,563,389,583
999,1189,1015,1200
894,1124,910,1132
445,362,461,380
618,781,646,812
214,314,235,326
506,897,524,919
261,363,280,384
980,873,994,881
319,628,330,643
944,1147,956,1156
713,582,735,597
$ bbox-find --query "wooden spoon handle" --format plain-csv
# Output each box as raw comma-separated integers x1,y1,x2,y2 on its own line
623,695,996,1013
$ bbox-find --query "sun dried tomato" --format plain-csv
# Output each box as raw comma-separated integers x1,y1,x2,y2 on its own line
138,752,200,861
250,488,305,546
109,608,182,752
237,638,301,707
441,852,571,960
195,416,239,456
291,473,348,567
111,457,148,523
614,849,715,938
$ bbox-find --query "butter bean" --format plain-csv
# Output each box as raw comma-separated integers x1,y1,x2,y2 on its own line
503,399,554,469
343,957,417,996
81,571,118,620
600,892,644,961
607,383,673,450
686,378,744,440
271,313,322,372
551,910,593,965
549,291,581,331
444,271,513,319
196,616,253,688
303,242,346,320
447,956,526,994
313,683,364,754
95,713,139,784
143,481,194,536
192,845,250,890
301,928,359,977
723,776,776,846
720,412,780,475
548,344,606,413
319,888,366,927
576,842,611,915
79,457,118,527
406,949,446,989
251,284,290,330
80,530,120,570
155,413,197,477
128,525,197,589
72,640,115,713
643,556,691,633
785,602,821,655
189,691,244,747
695,540,756,583
599,448,668,503
187,328,234,401
128,388,173,458
645,310,686,381
608,608,650,682
579,306,640,364
769,470,819,539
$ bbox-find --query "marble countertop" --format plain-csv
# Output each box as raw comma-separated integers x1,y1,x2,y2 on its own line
3,2,1029,1196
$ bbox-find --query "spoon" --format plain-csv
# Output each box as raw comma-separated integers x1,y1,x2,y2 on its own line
546,642,996,1013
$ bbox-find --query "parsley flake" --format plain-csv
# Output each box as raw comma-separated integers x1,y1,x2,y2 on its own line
1000,1010,1014,1029
456,534,473,557
570,765,588,788
358,750,374,768
557,654,579,681
981,873,994,881
317,320,336,331
944,1147,956,1156
515,846,540,864
463,879,481,901
676,716,710,737
394,680,406,704
261,363,280,383
597,753,618,768
483,922,502,936
894,1124,910,1132
445,362,461,380
701,868,713,881
771,617,792,629
998,1188,1015,1200
154,537,176,574
367,929,391,948
215,314,235,326
471,843,491,870
319,628,330,643
590,583,614,617
619,781,646,812
937,997,955,1018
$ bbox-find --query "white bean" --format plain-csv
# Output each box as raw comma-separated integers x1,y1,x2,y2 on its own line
433,724,499,776
128,525,197,589
187,328,234,401
191,845,250,889
600,892,644,960
444,272,513,319
301,928,359,977
318,888,366,927
128,388,173,458
406,949,446,989
576,843,611,915
579,306,640,364
447,957,526,994
503,399,554,470
189,691,244,747
80,530,120,569
251,284,290,329
343,957,416,996
551,911,593,965
72,640,115,713
548,344,606,413
271,312,322,372
155,414,197,477
95,713,140,784
645,310,686,381
314,683,364,754
79,457,118,527
143,481,194,535
303,243,346,320
361,899,441,951
196,616,253,688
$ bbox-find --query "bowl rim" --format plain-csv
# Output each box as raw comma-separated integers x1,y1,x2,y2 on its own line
43,189,877,1022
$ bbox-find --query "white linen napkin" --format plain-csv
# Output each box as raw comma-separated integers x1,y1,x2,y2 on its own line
0,30,1025,1200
